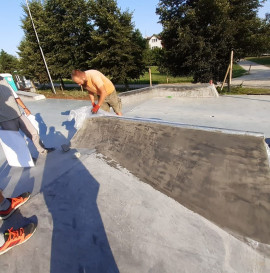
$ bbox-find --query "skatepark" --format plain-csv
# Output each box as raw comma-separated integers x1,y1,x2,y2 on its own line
1,84,270,272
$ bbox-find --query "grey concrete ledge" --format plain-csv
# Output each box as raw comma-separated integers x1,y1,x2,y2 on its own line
72,116,270,244
97,115,266,139
119,84,219,107
17,91,46,101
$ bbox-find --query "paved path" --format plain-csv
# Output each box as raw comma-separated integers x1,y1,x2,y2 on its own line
232,60,270,88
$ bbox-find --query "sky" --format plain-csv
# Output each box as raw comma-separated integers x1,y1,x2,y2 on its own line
0,0,269,56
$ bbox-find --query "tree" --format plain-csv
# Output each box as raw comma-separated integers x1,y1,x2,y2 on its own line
19,0,92,84
18,0,146,85
0,50,20,74
259,13,270,54
156,0,267,82
228,0,266,58
143,46,163,67
88,0,146,84
44,0,92,84
19,0,49,83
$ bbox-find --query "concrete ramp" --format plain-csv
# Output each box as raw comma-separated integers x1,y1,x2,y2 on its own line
119,84,219,108
71,117,270,244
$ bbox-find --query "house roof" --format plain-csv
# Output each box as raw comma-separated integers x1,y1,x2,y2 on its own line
146,35,161,40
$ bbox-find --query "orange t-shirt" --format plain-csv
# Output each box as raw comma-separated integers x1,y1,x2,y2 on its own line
84,70,115,95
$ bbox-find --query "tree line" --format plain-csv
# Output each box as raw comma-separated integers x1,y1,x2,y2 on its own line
16,0,148,85
157,0,270,82
1,0,269,84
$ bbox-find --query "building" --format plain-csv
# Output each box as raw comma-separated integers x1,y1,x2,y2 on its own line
147,35,163,50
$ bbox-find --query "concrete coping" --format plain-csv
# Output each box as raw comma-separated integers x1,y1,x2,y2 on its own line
101,115,265,139
17,91,46,101
119,83,219,98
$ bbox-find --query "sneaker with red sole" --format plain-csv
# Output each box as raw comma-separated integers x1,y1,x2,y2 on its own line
0,192,31,220
0,222,37,255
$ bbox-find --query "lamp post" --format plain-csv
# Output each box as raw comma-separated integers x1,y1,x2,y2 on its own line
25,0,56,94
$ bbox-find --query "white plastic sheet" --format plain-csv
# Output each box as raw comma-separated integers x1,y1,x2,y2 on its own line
0,130,34,167
68,106,116,129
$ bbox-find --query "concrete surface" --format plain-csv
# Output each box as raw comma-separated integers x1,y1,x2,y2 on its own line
120,84,218,110
124,95,270,139
0,90,270,272
17,91,46,101
71,117,270,244
232,60,270,88
2,153,270,273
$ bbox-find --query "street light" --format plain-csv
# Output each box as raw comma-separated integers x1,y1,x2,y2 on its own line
25,0,56,94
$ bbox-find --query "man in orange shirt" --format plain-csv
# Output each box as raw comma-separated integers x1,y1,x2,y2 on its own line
71,70,122,116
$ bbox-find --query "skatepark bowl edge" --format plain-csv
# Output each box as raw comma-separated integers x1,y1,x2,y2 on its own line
71,116,270,245
1,83,270,272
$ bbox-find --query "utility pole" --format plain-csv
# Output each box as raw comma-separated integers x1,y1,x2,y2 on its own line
149,67,152,87
25,0,56,94
228,50,234,92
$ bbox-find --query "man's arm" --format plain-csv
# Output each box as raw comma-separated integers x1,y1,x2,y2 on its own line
96,85,107,107
92,85,107,114
16,98,31,116
9,88,31,116
88,92,95,106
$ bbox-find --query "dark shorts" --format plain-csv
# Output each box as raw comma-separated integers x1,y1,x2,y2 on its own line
99,90,122,114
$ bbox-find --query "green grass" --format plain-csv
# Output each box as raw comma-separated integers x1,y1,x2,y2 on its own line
129,66,193,84
37,88,90,100
36,86,140,99
246,56,270,67
232,64,247,78
217,86,270,95
54,66,193,85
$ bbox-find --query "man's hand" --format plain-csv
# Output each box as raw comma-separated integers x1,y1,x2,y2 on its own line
92,104,100,114
24,108,31,116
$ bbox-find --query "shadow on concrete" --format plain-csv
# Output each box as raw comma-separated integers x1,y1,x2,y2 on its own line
61,111,70,116
42,156,119,272
62,120,76,142
0,113,119,272
40,120,119,272
35,113,67,148
12,168,35,199
61,110,77,145
0,162,11,192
